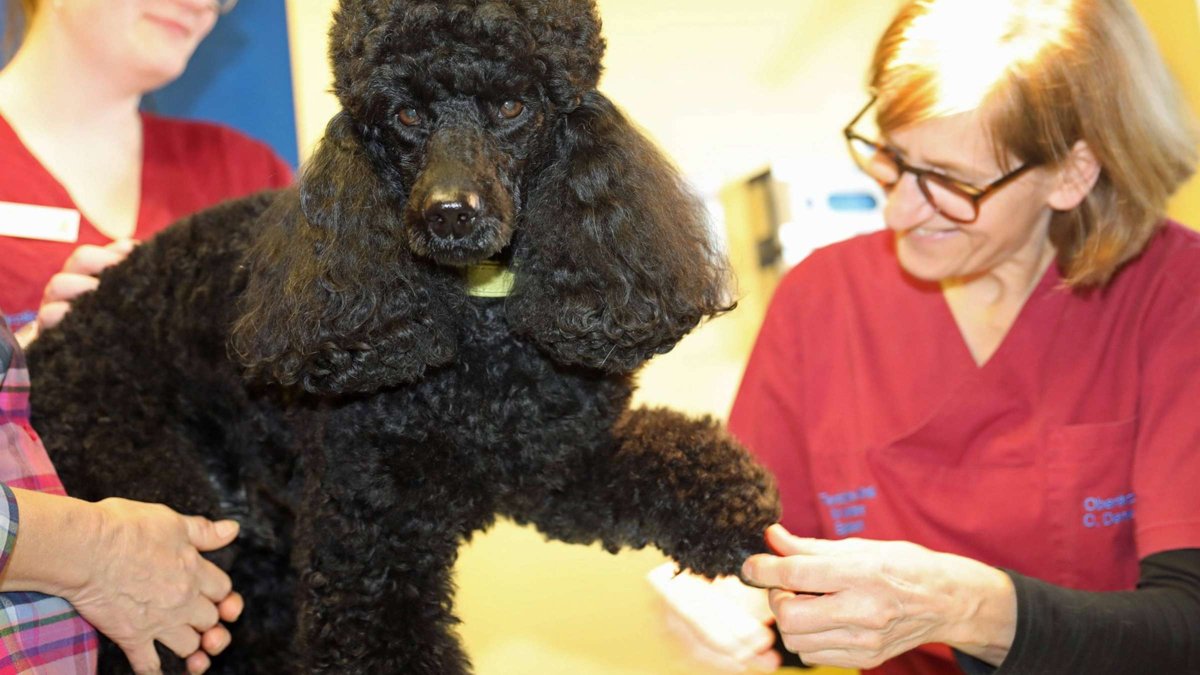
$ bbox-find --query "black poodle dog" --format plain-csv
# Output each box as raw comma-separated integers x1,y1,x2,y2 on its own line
28,0,780,672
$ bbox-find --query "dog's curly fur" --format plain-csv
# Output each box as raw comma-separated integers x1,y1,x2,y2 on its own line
27,1,780,672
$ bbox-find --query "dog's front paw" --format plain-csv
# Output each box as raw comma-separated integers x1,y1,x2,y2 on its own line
667,463,781,579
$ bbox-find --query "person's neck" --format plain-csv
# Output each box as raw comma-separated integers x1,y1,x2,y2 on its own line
0,25,142,138
942,239,1056,313
940,225,1057,366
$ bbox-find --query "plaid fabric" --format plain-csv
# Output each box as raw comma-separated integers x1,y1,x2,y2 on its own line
0,326,98,673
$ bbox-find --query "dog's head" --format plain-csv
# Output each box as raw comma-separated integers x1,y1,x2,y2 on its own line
330,0,604,265
233,0,732,395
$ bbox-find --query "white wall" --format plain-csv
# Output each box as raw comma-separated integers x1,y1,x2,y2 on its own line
285,1,900,194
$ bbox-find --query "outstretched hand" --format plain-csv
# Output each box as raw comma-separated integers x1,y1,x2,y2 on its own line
741,524,1016,670
64,498,242,675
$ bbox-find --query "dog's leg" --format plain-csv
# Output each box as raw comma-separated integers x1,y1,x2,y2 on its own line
503,407,780,579
293,419,472,673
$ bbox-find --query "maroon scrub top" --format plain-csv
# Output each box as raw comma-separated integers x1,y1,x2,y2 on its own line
730,223,1200,675
0,112,293,326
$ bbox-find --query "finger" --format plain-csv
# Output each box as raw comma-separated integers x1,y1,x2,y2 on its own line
742,554,858,594
195,560,234,603
188,598,221,632
42,272,99,304
765,526,858,557
186,651,212,675
158,625,202,659
200,624,232,656
36,300,71,331
217,591,244,623
105,238,138,257
767,587,799,611
793,648,859,669
122,641,163,675
772,593,858,637
769,589,834,636
780,625,875,657
185,517,239,552
63,243,129,275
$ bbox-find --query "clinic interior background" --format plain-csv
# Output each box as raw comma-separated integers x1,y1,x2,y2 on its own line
3,1,1197,673
292,3,1200,673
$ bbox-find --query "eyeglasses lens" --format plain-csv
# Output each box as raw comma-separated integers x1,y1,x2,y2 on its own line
848,138,977,222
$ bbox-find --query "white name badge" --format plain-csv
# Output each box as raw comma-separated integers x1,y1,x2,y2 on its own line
0,201,81,243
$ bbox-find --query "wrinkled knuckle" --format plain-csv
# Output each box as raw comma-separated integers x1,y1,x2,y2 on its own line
166,580,195,605
861,609,893,631
856,630,887,653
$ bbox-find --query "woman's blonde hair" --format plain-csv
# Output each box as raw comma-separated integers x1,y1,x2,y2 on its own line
870,0,1198,287
2,0,36,60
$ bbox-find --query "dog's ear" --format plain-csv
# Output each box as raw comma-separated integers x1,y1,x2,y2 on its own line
230,112,461,395
507,91,733,373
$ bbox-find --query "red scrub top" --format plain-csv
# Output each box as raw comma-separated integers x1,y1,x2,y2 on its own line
729,222,1200,675
0,112,293,327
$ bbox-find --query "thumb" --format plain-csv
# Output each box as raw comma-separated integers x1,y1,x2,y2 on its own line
186,516,240,552
764,524,814,556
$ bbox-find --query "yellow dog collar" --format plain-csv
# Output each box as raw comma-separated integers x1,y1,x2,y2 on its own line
465,261,515,297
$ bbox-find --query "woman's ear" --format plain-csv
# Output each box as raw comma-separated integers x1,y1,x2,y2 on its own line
506,91,733,373
1048,140,1102,211
230,112,461,395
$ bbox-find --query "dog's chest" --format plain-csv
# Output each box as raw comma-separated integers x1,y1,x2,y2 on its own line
394,300,631,448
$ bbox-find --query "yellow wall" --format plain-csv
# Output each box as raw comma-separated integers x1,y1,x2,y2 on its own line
287,0,1199,226
1133,0,1200,228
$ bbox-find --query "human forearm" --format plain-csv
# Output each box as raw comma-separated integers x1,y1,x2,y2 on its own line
938,553,1018,666
995,550,1200,674
1,487,104,595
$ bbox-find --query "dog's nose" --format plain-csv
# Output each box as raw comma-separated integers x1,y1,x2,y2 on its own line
423,192,481,239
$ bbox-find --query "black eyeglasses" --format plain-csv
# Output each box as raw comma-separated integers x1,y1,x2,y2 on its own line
843,95,1038,224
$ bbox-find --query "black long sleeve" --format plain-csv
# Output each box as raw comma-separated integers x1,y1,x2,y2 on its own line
958,548,1200,674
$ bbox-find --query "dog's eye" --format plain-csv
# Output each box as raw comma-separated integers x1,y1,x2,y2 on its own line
397,108,422,127
498,100,525,120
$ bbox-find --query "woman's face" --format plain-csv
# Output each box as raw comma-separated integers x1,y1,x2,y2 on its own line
881,111,1059,283
53,0,219,91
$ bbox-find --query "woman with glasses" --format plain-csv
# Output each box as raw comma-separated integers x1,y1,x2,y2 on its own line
0,1,281,673
0,0,290,347
674,1,1199,673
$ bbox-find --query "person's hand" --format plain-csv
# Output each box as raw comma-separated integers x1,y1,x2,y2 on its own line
741,524,1016,670
64,498,242,675
650,564,781,672
17,240,136,346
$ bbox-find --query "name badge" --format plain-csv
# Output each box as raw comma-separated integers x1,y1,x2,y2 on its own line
0,201,81,243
